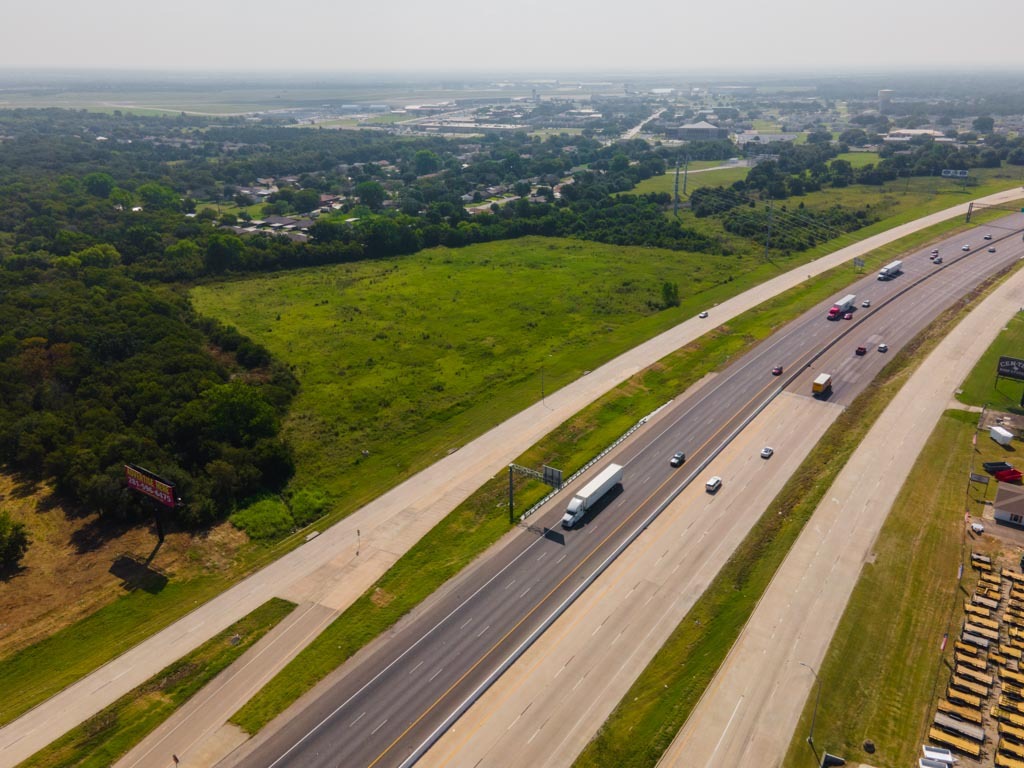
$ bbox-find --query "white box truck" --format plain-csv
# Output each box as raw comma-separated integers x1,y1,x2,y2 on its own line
562,463,624,528
878,259,903,280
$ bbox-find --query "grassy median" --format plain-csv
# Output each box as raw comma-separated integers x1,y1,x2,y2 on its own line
18,598,295,768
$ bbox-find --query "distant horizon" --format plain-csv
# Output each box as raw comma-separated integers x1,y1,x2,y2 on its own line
3,0,1022,76
0,65,1022,86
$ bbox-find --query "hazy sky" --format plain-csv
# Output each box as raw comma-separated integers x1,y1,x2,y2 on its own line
2,0,1022,74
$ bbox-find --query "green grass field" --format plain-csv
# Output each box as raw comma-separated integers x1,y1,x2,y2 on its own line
956,311,1024,411
19,599,294,768
835,151,881,168
628,166,750,197
191,236,815,515
0,574,234,726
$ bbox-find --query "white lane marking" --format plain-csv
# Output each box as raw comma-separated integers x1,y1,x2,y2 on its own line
350,712,366,727
429,667,444,682
371,719,389,736
709,697,745,762
409,661,423,675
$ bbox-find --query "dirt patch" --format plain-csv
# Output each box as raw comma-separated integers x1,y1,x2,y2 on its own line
370,587,395,608
0,473,247,658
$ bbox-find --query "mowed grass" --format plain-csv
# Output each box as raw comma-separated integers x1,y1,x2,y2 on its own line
780,410,981,768
836,151,882,168
577,266,1016,768
191,237,808,514
629,165,750,197
19,598,295,768
956,311,1024,410
0,574,234,726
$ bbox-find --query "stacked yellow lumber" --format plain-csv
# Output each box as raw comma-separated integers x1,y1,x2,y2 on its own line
929,726,982,756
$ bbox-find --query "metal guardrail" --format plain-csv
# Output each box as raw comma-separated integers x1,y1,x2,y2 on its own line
517,400,673,522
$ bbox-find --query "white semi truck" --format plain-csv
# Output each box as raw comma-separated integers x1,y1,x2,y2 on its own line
561,463,624,528
878,260,903,280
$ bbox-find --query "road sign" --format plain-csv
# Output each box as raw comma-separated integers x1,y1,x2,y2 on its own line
852,257,865,269
970,473,990,484
941,169,969,178
543,465,563,488
998,356,1024,382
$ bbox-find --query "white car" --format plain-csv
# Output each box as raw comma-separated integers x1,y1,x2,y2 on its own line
878,343,888,353
698,311,709,319
760,446,774,459
705,476,722,492
984,233,993,240
861,299,871,308
962,244,970,251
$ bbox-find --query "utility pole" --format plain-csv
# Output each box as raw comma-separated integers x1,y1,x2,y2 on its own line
673,156,681,216
763,198,774,261
799,662,823,767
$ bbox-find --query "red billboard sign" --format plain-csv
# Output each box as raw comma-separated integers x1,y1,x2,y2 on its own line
125,464,176,508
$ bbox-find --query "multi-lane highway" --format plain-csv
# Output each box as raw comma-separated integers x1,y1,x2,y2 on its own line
232,214,1024,768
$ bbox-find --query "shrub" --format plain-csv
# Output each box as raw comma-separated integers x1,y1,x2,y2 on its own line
229,498,294,540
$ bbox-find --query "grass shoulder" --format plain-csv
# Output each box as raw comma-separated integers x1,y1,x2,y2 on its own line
18,598,294,768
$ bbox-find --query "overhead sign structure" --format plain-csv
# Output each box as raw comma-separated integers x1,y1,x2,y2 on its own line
941,169,969,178
125,464,177,508
998,356,1024,382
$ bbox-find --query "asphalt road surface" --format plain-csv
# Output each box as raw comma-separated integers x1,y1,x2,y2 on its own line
231,217,1024,768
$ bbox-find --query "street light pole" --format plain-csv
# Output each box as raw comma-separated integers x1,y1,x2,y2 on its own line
799,661,823,767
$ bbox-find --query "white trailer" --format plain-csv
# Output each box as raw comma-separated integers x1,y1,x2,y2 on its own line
562,463,624,528
878,260,903,279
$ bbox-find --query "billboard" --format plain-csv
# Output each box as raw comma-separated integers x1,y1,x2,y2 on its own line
998,356,1024,382
125,464,176,508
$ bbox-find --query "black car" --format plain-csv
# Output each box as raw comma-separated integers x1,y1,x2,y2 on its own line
984,461,1013,473
670,451,686,467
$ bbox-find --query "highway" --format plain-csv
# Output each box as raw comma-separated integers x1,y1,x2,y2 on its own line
231,213,1024,768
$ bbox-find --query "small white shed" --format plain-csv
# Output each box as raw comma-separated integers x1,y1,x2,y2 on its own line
991,426,1014,446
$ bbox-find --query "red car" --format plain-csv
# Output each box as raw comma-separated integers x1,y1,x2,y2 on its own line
995,468,1023,483
772,365,783,375
855,346,867,356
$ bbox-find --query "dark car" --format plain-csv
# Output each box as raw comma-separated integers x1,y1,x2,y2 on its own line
772,365,783,376
670,451,686,467
855,345,867,356
984,461,1013,473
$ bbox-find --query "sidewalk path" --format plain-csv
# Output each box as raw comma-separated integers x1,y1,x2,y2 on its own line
1,188,1020,768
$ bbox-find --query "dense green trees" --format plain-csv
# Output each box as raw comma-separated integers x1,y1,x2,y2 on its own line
0,269,295,526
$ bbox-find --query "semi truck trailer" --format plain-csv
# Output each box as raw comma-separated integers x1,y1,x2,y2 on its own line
561,463,624,528
878,260,903,280
827,294,857,320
